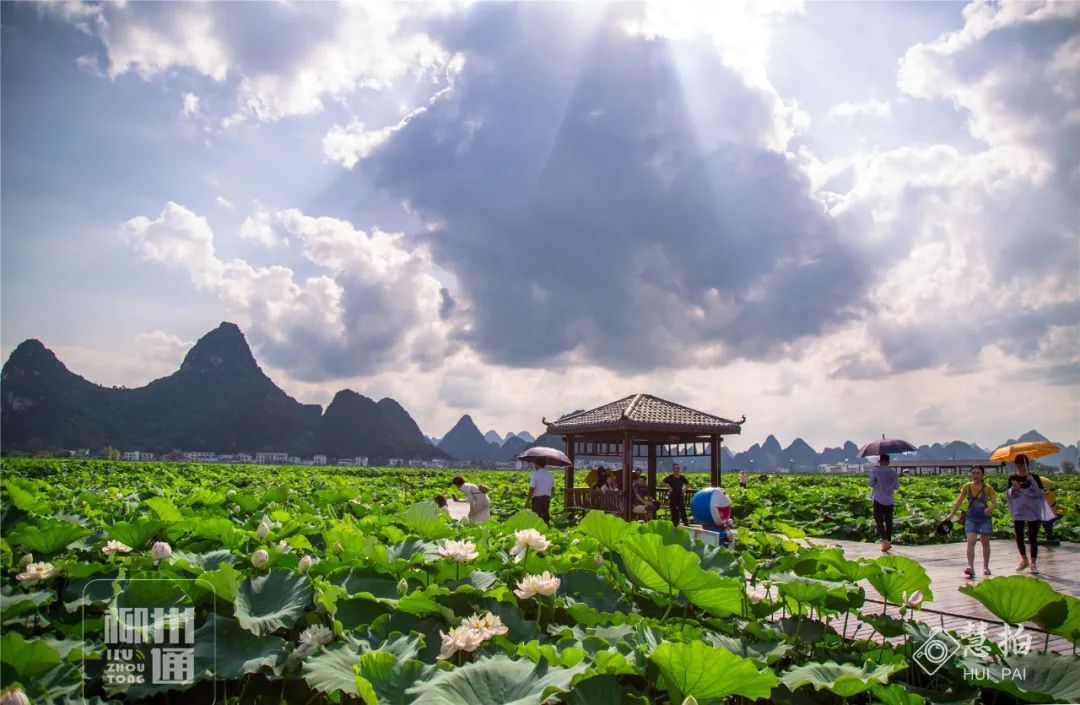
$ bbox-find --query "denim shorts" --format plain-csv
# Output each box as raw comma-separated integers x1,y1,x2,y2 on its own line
965,518,993,536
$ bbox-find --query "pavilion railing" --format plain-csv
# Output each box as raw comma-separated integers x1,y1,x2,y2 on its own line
563,487,696,516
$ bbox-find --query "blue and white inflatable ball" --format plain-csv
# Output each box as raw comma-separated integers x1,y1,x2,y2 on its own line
690,487,732,526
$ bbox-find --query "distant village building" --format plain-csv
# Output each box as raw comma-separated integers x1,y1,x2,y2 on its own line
184,451,217,462
256,452,289,464
335,458,355,466
236,453,253,462
313,455,327,466
122,451,155,461
287,456,302,465
430,459,447,469
355,456,369,467
388,458,404,467
407,458,425,468
76,448,90,458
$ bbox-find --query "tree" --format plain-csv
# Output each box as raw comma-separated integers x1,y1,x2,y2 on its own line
1061,460,1076,475
99,446,121,461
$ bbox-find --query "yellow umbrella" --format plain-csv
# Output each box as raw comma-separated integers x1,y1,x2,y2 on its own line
989,440,1060,464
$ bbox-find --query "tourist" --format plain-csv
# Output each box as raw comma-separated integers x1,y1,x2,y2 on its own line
1042,476,1062,546
738,470,748,488
526,462,554,525
869,453,899,552
1005,455,1050,574
433,494,450,515
631,474,655,520
944,465,997,578
451,476,490,524
661,463,691,526
601,474,619,493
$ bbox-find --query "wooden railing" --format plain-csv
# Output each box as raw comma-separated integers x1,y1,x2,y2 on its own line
563,487,695,515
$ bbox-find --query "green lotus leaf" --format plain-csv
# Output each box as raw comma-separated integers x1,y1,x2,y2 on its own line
871,683,928,705
1049,594,1080,643
4,478,50,514
0,631,61,681
578,511,636,553
558,569,626,614
335,596,391,630
815,547,880,582
62,568,117,612
781,660,902,697
194,613,287,679
357,650,435,705
7,518,91,554
170,549,236,572
187,516,243,548
617,533,714,595
303,643,364,696
561,675,626,705
105,518,167,549
406,654,585,705
704,633,792,665
331,569,401,600
516,640,587,668
772,572,832,605
971,652,1080,703
502,510,547,533
650,641,778,702
401,501,454,540
958,576,1065,626
234,569,313,636
144,496,184,523
196,562,243,603
1,588,55,621
868,555,933,606
388,538,439,564
684,572,747,618
642,519,693,548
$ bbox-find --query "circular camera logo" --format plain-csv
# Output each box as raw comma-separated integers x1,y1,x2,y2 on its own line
913,630,961,675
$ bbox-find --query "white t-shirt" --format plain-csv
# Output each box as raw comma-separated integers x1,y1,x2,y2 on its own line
529,469,554,497
460,482,490,522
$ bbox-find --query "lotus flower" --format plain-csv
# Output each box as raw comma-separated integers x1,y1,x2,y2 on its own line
102,540,133,556
513,571,561,599
904,590,924,608
256,520,271,538
437,540,479,562
1,687,30,705
299,625,333,647
252,549,270,568
226,489,237,497
151,541,172,561
462,612,509,640
16,561,58,586
397,578,409,596
509,529,551,563
298,555,314,573
438,625,487,660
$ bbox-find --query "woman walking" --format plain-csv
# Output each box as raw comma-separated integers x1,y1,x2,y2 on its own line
1005,455,1048,574
944,465,997,578
869,453,899,551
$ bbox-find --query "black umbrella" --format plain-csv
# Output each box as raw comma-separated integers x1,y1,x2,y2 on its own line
518,446,573,467
858,435,917,458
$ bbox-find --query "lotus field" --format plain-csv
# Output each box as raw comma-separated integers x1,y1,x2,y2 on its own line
2,459,1079,704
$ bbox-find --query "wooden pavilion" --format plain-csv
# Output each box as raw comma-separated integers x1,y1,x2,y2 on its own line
542,393,745,520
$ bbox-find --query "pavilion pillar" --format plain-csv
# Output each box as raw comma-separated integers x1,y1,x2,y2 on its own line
622,432,633,521
710,434,720,486
647,442,657,499
564,434,575,491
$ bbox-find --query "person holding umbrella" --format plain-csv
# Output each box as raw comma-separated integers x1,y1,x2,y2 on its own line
1005,454,1050,574
869,453,900,552
518,447,572,525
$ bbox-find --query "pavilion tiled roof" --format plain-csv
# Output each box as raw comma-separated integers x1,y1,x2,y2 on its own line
544,393,744,436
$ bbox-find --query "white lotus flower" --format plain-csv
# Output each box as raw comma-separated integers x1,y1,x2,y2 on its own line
16,561,58,586
298,555,314,573
299,625,333,647
102,540,133,556
509,529,551,562
256,520,271,538
437,540,479,562
1,687,30,705
252,549,270,568
514,571,561,599
462,612,509,640
438,625,487,660
151,542,172,561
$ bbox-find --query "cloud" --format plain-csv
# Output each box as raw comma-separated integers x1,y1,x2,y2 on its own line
121,202,456,380
829,99,891,121
339,4,863,373
181,93,202,119
214,196,234,210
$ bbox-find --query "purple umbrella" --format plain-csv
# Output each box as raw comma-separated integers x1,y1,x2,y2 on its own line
518,446,572,467
858,436,917,458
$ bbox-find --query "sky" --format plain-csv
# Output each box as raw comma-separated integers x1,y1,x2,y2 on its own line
2,1,1078,452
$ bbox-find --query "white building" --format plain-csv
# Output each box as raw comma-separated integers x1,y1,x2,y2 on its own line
256,452,289,464
185,451,217,462
430,458,447,469
236,453,253,462
355,456,369,467
313,454,327,465
122,451,154,461
388,458,404,467
287,456,302,465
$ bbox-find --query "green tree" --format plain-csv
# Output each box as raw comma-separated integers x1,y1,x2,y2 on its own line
99,446,121,461
1061,460,1076,474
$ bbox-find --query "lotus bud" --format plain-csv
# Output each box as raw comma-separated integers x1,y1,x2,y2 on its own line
298,555,313,573
256,520,271,538
252,549,270,568
1,687,30,705
17,554,33,568
397,578,408,596
151,542,172,561
226,489,236,497
594,555,604,566
333,541,343,555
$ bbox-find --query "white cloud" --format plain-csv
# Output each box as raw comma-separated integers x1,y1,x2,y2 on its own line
121,202,455,380
214,196,234,210
829,98,891,121
181,93,202,119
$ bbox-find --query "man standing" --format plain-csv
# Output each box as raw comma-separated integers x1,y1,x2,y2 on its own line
661,463,691,526
869,453,899,552
526,462,554,525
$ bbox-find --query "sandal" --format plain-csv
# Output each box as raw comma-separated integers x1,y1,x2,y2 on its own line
963,567,975,578
983,568,992,576
1030,563,1039,575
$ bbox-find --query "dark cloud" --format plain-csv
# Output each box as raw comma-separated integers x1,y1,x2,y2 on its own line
349,3,865,372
